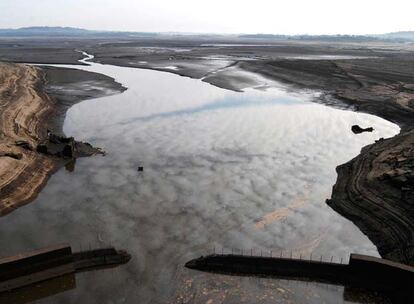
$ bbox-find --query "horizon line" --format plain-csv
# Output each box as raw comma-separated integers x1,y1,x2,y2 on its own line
0,25,413,37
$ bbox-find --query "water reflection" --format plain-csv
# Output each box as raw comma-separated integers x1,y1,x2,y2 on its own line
65,159,76,173
172,272,394,304
0,275,76,304
0,62,399,303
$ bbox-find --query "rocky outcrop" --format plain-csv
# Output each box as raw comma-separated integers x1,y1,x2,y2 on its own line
327,130,414,264
36,132,105,159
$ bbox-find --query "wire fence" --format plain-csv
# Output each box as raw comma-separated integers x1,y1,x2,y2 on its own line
211,247,347,264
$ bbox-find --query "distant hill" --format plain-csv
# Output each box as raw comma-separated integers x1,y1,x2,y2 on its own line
1,27,413,42
239,34,289,39
376,31,414,41
239,34,381,42
240,32,414,42
0,26,159,38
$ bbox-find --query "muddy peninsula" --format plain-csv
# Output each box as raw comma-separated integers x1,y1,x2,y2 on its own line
0,62,125,215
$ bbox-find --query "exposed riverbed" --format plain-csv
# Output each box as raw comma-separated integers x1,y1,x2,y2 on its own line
0,57,400,303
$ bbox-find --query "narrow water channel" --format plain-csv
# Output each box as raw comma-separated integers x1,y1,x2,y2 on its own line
0,56,399,303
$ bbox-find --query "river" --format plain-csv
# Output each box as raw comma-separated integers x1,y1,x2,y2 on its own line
0,55,399,303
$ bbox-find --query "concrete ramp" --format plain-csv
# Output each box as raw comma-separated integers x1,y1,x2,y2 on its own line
186,252,414,291
0,244,130,293
0,244,74,292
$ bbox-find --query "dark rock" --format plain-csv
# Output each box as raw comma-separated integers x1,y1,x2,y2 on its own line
352,125,374,134
65,159,76,172
137,166,144,172
36,132,104,159
74,141,105,157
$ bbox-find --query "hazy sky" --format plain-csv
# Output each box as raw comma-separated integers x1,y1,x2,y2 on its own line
0,0,413,35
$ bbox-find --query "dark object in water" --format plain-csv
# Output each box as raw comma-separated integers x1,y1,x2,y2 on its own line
352,125,374,134
137,166,144,172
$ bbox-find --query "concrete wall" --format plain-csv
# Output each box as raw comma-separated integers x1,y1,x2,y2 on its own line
0,244,74,292
186,253,414,291
348,254,414,289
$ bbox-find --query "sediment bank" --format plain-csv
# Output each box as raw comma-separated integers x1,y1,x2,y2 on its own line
0,63,125,216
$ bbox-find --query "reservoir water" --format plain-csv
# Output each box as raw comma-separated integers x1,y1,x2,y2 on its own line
0,57,399,303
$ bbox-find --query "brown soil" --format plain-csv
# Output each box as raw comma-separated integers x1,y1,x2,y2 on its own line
0,63,125,216
0,63,58,215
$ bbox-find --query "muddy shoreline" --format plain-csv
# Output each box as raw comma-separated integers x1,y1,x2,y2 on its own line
0,62,125,216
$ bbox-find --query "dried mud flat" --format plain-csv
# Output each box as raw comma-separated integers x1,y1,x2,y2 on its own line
0,62,125,216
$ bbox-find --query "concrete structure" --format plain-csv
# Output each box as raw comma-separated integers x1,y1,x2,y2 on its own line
0,244,130,293
186,253,414,292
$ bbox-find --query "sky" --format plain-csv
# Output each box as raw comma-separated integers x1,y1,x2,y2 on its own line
0,0,413,35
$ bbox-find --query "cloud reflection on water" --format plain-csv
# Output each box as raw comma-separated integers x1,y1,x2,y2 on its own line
0,65,400,303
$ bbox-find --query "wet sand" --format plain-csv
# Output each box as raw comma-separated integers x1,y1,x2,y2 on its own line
0,63,125,215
